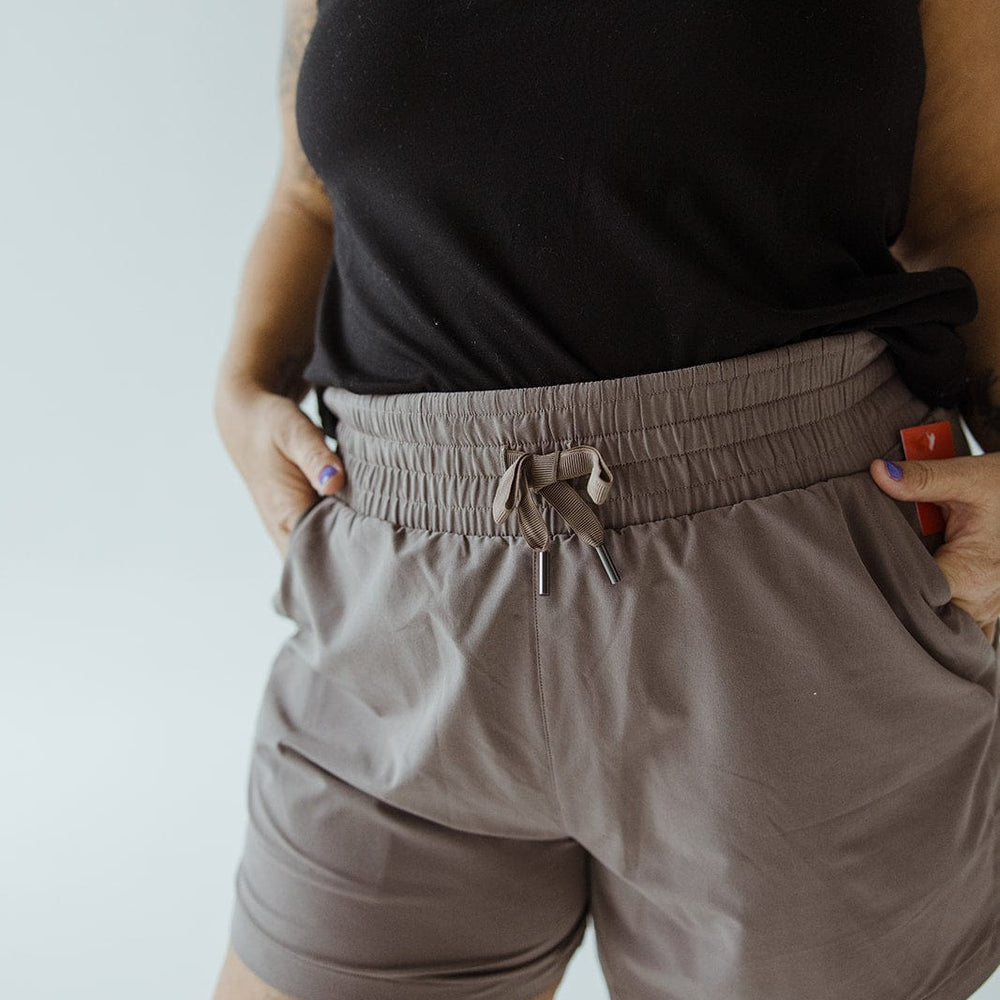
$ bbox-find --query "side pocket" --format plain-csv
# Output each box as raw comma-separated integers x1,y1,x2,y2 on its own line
271,493,341,621
844,467,998,691
878,410,1000,654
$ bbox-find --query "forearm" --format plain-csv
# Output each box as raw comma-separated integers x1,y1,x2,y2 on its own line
894,207,1000,454
214,193,333,412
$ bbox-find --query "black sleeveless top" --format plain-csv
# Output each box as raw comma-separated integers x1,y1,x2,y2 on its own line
295,0,978,439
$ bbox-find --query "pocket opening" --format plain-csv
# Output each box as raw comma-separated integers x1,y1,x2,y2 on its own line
849,469,998,683
271,492,345,620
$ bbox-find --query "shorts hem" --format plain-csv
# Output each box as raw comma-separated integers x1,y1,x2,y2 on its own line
228,892,588,1000
913,917,999,1000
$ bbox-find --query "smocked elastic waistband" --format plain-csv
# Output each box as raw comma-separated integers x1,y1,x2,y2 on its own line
321,330,937,547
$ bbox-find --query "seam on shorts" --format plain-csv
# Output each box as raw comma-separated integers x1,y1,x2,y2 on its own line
910,915,999,1000
322,498,561,541
326,402,941,540
531,582,569,834
234,893,399,983
234,889,575,989
347,420,907,518
339,367,904,486
329,339,858,423
613,407,917,502
325,461,898,543
333,353,892,449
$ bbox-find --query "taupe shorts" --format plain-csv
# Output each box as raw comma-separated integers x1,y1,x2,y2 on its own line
227,328,999,1000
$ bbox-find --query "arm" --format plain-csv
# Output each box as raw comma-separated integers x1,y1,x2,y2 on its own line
890,0,1000,454
213,0,333,416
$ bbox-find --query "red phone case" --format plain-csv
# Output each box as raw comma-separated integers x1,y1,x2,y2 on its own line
898,420,956,535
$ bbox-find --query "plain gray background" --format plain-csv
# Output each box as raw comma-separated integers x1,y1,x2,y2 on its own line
0,1,995,998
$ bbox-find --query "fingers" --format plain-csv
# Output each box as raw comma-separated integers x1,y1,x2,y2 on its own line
214,382,348,563
869,452,1000,634
274,400,346,495
233,393,347,560
869,452,999,507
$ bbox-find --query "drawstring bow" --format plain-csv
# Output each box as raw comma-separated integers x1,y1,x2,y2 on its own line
491,444,621,593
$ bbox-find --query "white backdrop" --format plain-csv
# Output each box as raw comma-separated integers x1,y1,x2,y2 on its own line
0,1,613,996
0,2,995,999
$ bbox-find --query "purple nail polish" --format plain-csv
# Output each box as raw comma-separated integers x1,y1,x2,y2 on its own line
318,464,339,487
884,460,903,480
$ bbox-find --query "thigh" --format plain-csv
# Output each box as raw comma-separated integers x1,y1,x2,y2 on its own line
212,945,566,1000
225,715,589,1000
548,460,1000,1000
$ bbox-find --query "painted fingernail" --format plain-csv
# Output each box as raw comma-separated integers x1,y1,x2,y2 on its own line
884,460,904,480
318,464,339,487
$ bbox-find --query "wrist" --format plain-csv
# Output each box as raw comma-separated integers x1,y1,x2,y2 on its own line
215,358,308,410
213,370,290,441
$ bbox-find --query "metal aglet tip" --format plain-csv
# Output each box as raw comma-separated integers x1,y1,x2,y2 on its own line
594,542,621,585
536,548,550,596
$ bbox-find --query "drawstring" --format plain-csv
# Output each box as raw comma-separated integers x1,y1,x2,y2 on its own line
491,444,622,595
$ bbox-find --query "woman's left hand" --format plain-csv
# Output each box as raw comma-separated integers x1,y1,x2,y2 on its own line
870,452,1000,646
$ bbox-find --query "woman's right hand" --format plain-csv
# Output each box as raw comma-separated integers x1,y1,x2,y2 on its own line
214,380,346,561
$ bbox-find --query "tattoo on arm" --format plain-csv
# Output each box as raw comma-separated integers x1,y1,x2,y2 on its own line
279,0,325,193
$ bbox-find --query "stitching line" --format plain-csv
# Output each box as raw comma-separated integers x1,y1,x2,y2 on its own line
327,404,943,537
325,337,881,420
530,567,569,833
345,423,910,516
345,379,897,483
331,355,892,451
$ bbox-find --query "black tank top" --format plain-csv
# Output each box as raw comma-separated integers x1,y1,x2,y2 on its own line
295,0,978,440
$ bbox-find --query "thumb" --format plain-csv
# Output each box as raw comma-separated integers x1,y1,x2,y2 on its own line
286,411,346,495
868,455,971,504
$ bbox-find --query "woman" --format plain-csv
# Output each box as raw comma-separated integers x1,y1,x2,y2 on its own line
211,0,1000,997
